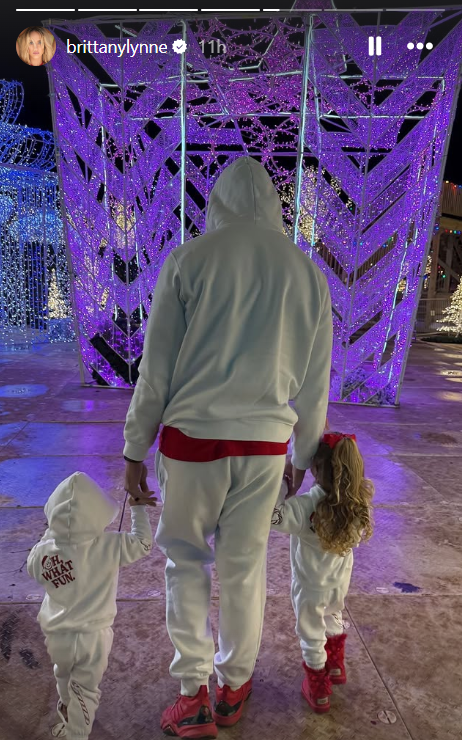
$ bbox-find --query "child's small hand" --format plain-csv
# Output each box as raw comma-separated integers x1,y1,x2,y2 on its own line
126,462,157,506
128,492,157,507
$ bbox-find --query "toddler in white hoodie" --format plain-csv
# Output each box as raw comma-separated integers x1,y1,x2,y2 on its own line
27,469,155,739
271,432,374,714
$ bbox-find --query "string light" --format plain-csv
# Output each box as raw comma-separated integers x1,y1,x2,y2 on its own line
0,80,73,349
48,268,69,319
438,278,462,338
44,10,462,401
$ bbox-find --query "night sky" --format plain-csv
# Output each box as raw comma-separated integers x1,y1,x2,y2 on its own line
2,3,461,183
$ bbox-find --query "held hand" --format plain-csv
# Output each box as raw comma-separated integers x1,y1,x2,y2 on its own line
287,466,306,498
125,461,157,507
128,492,157,507
283,456,293,489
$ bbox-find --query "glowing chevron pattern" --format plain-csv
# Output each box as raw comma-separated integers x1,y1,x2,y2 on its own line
46,7,462,401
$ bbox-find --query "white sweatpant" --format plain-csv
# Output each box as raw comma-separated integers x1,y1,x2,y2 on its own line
155,451,285,695
45,628,113,740
291,581,345,669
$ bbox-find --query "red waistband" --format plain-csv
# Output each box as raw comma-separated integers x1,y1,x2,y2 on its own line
159,426,289,462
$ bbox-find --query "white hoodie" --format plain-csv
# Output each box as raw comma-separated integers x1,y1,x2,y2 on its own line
271,481,354,594
123,156,333,470
27,472,152,634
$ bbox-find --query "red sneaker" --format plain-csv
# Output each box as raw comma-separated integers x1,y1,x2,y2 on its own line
212,678,252,726
161,686,218,739
301,663,332,714
326,633,347,684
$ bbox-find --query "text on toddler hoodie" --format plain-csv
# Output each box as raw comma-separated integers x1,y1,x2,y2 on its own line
27,472,152,633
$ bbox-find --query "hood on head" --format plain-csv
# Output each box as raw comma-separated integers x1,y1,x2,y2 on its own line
44,472,120,543
206,156,285,233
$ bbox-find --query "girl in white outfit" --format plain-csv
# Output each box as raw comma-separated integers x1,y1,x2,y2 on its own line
27,469,155,739
271,431,374,713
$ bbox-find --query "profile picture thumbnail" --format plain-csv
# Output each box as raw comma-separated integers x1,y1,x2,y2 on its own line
16,26,56,67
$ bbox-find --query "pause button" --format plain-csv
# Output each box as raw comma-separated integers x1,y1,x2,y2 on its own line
368,36,382,56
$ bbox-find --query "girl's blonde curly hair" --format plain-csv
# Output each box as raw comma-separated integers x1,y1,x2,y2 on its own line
16,27,56,65
311,433,374,557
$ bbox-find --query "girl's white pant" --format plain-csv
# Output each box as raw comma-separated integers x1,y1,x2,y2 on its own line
45,628,113,740
291,580,345,669
155,451,285,695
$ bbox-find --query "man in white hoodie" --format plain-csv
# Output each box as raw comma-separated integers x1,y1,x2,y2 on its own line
123,156,333,738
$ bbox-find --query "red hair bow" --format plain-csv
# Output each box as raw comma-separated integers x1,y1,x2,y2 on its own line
322,432,357,449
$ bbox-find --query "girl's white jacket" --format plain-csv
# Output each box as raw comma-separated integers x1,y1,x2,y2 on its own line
123,157,333,471
27,472,152,634
271,481,353,594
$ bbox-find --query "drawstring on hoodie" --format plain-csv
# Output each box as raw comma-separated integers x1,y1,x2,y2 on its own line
118,491,129,532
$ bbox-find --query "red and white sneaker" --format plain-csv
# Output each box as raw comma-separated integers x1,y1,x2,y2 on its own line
212,678,252,726
326,633,347,684
301,663,332,714
161,686,218,739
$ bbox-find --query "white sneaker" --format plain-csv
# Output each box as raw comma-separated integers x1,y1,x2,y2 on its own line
51,723,66,738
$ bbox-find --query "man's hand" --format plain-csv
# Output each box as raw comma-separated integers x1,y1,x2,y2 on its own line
125,461,157,507
283,456,293,489
286,466,306,498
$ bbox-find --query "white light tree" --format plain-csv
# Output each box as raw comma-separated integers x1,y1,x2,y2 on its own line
48,267,69,319
438,279,462,338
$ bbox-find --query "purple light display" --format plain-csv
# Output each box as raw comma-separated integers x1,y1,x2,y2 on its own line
45,5,462,403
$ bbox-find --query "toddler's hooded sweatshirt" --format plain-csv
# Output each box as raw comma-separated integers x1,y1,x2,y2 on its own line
271,480,354,595
27,472,152,633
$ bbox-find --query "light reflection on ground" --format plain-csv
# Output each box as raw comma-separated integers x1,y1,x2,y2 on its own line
0,384,48,398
